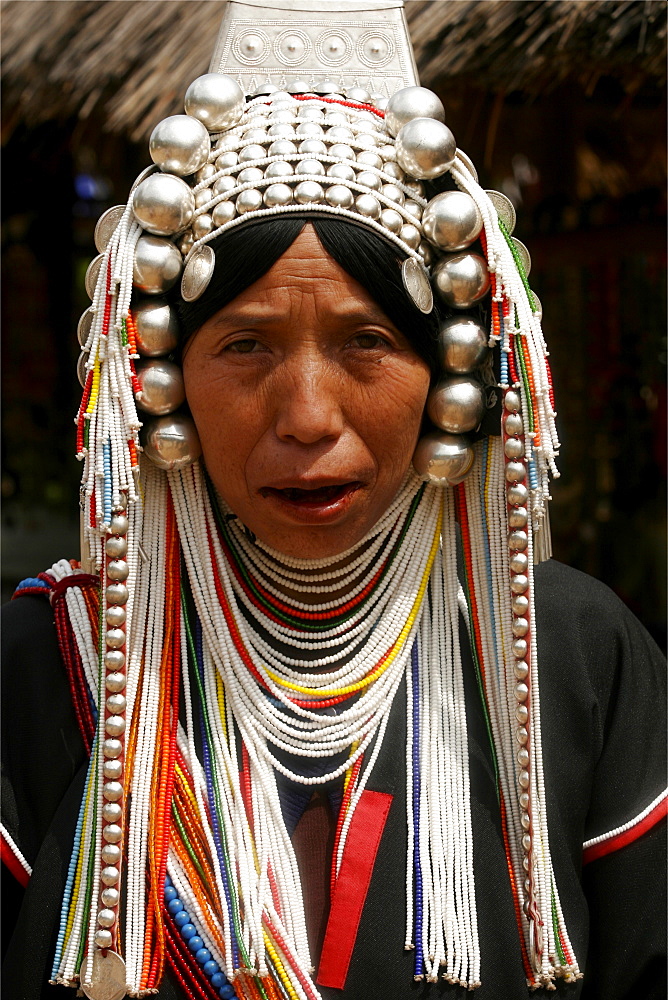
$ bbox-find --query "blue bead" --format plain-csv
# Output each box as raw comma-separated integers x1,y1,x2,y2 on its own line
167,898,183,915
203,961,219,977
173,910,189,927
164,873,172,887
164,886,178,902
180,923,196,940
210,973,226,988
196,948,211,965
219,986,235,999
188,935,204,953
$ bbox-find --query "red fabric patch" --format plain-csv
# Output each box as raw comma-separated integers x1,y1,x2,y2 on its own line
316,789,392,990
1,834,30,888
583,796,668,865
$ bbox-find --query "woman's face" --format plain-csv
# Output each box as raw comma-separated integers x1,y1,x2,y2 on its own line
182,225,430,559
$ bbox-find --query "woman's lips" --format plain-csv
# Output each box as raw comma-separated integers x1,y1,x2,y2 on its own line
258,482,363,522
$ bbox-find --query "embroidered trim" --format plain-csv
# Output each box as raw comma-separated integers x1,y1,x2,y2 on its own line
0,823,32,887
582,789,668,865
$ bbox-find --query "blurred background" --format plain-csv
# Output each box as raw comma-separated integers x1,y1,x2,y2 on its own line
1,0,666,647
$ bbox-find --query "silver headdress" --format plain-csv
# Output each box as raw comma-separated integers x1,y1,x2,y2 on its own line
62,3,577,998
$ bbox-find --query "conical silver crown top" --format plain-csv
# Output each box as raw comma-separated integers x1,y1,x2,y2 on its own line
209,0,419,97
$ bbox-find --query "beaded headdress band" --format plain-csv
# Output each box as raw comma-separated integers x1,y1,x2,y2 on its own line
59,2,576,998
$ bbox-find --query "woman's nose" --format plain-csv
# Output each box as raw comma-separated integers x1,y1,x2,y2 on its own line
274,357,345,445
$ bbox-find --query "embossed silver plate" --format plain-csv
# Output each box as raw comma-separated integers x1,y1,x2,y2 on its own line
77,307,95,348
181,245,216,302
80,950,127,1000
94,206,126,254
402,257,433,314
485,189,516,235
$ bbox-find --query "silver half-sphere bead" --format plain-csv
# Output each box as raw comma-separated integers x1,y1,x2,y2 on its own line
133,235,183,295
412,431,475,485
432,253,490,309
423,191,483,251
326,185,354,209
236,188,263,214
212,201,237,226
133,299,179,356
427,377,485,434
133,173,195,237
264,183,293,207
135,359,185,415
184,74,245,132
438,316,488,374
149,115,210,177
142,414,202,470
77,308,94,349
385,86,445,138
395,118,456,180
295,181,325,204
346,86,372,104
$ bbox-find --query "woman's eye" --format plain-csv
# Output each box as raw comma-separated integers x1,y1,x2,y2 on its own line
350,332,390,350
225,338,263,353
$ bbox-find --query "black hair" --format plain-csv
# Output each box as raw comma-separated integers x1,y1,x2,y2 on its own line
175,216,441,379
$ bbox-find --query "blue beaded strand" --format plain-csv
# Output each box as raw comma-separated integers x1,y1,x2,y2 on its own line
103,438,113,525
164,875,238,999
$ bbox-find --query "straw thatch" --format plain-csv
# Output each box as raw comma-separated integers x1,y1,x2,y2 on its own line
2,0,665,141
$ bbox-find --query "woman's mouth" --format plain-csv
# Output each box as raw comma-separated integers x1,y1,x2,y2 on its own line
259,482,363,521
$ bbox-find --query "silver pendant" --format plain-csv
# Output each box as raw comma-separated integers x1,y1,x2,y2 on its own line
94,206,126,254
181,244,216,302
401,257,433,314
79,951,127,1000
485,189,516,235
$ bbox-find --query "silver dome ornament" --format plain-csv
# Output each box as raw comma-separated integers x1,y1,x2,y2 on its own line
181,245,216,303
213,175,237,196
355,194,381,220
94,205,126,253
239,144,266,163
237,167,264,184
427,377,485,434
192,214,213,240
401,258,433,314
135,359,186,416
328,143,355,160
295,181,325,204
194,188,214,209
133,300,179,357
437,317,488,374
346,86,372,104
184,73,245,132
380,208,403,233
132,173,195,237
286,78,310,94
327,162,355,181
215,150,238,170
252,83,279,97
268,139,297,156
142,414,202,470
85,254,104,299
265,160,294,177
485,189,516,235
299,139,327,156
236,188,263,213
511,237,532,277
264,183,293,207
432,253,491,309
357,150,383,170
212,201,237,226
399,224,421,250
395,118,456,180
133,235,183,294
356,170,381,192
412,431,475,486
296,159,325,176
179,231,195,256
385,86,445,137
149,115,210,177
422,191,483,251
325,185,354,209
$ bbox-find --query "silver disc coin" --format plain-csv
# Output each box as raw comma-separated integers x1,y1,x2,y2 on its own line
95,206,126,254
77,351,90,388
85,254,105,300
77,308,94,348
181,244,216,302
79,950,127,1000
485,189,516,235
511,237,531,277
401,257,433,315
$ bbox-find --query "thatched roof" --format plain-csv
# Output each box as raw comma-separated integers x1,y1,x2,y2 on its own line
2,0,665,142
